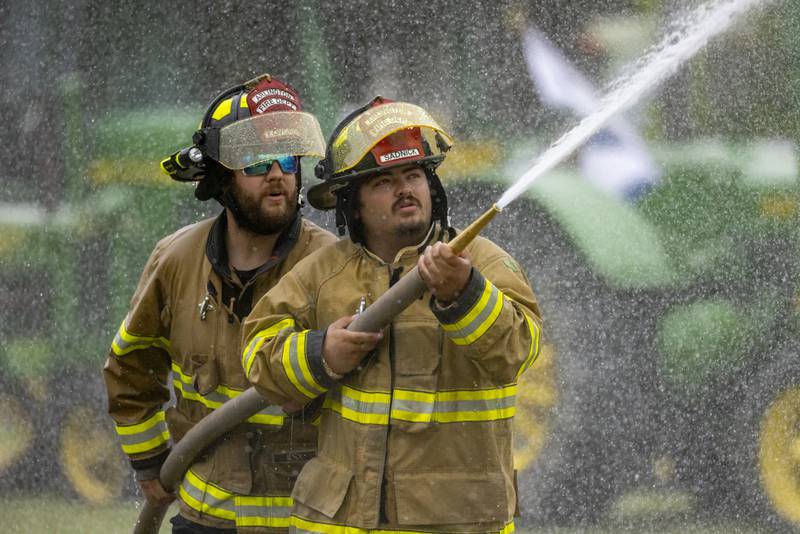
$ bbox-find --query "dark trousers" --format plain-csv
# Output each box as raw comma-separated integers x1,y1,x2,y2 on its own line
170,514,237,534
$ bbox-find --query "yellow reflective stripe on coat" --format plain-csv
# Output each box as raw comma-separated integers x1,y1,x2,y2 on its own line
291,516,515,533
180,469,293,526
516,312,541,379
391,384,517,423
282,331,328,399
321,384,515,426
440,279,504,345
111,318,170,356
115,410,170,455
323,384,391,425
242,317,296,377
179,469,237,521
171,362,285,426
235,495,293,528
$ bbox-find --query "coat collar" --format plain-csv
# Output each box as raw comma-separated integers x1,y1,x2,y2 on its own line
205,209,303,283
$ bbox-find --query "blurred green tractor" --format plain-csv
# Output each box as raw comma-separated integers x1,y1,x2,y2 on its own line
0,107,200,503
443,138,800,529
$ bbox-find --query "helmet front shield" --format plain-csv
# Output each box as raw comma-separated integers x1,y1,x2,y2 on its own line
330,102,453,176
217,111,326,170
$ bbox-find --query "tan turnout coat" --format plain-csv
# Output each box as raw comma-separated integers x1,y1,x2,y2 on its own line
103,212,335,532
241,226,543,533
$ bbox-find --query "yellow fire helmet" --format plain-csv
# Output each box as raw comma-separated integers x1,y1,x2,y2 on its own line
309,97,453,211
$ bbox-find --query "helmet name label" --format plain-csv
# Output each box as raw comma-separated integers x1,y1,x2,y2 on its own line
379,148,421,164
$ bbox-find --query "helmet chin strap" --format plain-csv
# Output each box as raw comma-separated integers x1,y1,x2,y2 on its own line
335,189,354,238
425,167,449,230
219,186,246,227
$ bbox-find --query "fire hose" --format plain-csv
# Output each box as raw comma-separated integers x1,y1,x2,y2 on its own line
132,205,501,534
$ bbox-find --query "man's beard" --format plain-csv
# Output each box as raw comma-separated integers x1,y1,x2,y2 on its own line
394,219,429,240
392,195,429,240
228,182,297,236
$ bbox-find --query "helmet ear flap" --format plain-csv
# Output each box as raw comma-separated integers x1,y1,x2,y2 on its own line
194,161,231,201
194,178,217,201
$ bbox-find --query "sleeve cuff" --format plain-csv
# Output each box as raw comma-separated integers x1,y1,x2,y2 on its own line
305,329,336,389
130,448,170,479
431,268,483,324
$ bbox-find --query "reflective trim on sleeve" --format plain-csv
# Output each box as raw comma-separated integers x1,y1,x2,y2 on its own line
281,331,328,399
516,313,542,379
322,384,391,425
111,318,171,357
242,317,296,377
391,384,517,423
171,362,285,426
291,515,515,533
234,495,293,528
115,410,170,455
179,469,236,522
440,279,504,345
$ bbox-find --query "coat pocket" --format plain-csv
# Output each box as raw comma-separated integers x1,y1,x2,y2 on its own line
392,318,442,376
393,471,507,525
291,456,354,519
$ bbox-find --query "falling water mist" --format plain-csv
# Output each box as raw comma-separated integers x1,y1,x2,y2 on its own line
496,0,775,210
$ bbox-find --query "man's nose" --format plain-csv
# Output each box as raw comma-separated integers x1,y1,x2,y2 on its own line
265,161,285,180
395,177,413,195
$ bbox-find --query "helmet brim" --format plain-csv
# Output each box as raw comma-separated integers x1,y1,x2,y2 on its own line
217,111,326,170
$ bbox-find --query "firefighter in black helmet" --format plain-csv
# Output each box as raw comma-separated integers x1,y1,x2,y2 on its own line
104,74,336,533
161,73,327,230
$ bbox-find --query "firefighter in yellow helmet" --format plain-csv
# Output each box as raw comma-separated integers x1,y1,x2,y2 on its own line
241,97,543,533
102,74,336,533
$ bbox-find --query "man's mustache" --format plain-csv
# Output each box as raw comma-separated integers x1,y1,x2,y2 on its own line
393,195,420,210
